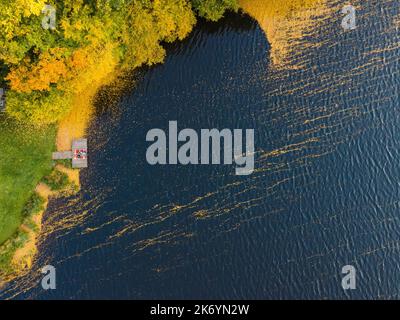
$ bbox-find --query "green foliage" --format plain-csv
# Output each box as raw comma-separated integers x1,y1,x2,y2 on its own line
117,0,196,69
0,0,47,64
0,241,16,273
54,159,73,169
42,170,69,191
6,89,73,124
22,192,45,218
0,226,30,274
191,0,239,21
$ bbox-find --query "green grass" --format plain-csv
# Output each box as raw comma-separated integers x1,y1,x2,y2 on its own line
0,115,56,245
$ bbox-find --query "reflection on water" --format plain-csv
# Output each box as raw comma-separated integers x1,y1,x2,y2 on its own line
1,0,400,299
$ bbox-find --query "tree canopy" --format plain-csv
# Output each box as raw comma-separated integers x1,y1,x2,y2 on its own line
0,0,238,124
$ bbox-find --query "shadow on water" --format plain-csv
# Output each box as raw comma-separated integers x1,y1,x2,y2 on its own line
2,0,400,299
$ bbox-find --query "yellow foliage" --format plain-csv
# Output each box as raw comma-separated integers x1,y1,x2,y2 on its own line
66,43,119,94
0,0,46,40
153,0,196,41
57,44,119,150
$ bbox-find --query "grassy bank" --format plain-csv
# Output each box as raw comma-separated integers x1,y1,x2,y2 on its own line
0,116,56,244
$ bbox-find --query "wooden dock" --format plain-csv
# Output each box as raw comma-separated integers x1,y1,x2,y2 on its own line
52,138,88,168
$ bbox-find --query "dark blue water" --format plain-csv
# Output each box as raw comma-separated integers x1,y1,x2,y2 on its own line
2,0,400,299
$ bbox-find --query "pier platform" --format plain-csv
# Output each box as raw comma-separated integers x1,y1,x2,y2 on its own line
72,139,88,168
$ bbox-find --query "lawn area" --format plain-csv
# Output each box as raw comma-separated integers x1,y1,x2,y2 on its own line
0,115,56,244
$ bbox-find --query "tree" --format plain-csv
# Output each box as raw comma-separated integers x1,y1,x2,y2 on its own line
191,0,238,21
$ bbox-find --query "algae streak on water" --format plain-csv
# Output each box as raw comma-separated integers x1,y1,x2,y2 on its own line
239,0,333,68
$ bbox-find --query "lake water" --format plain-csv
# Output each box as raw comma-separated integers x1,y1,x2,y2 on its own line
1,0,400,299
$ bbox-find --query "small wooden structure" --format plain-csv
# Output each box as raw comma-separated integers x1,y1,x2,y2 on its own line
0,88,5,112
52,139,88,168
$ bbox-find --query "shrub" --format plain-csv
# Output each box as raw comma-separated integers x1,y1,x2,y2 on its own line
191,0,239,21
22,192,45,218
42,170,69,191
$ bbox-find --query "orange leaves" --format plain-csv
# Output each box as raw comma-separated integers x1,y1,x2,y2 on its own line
6,44,111,94
7,49,70,93
68,49,88,70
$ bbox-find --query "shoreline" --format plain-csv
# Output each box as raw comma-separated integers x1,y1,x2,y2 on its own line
0,68,119,283
10,183,51,271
